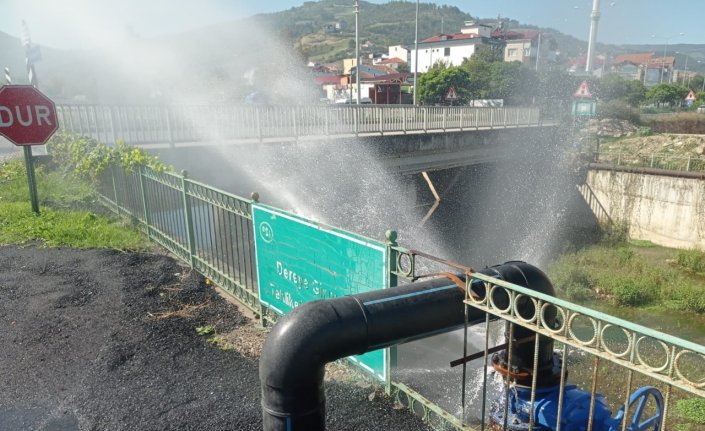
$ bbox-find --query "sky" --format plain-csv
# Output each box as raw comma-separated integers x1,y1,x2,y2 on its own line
1,0,703,50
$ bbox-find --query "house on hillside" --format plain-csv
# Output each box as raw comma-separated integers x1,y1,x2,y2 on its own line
409,21,502,73
569,52,678,85
373,57,406,70
645,56,676,85
491,30,555,67
388,45,410,63
611,53,655,81
567,54,609,76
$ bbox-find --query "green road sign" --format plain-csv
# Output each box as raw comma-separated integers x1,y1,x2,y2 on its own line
572,99,597,116
252,203,389,380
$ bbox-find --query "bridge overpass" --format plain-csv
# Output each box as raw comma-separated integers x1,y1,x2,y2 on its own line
55,104,557,175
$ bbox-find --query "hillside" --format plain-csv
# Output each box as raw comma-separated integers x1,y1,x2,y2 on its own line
2,1,705,103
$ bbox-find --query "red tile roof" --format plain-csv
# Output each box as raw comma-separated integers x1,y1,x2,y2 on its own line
313,76,341,85
612,53,655,66
377,57,406,64
646,56,675,68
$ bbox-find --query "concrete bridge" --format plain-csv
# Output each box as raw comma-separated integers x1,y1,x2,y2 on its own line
56,104,556,175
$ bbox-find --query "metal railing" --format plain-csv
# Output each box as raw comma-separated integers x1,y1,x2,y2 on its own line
388,249,705,431
57,104,544,146
98,163,704,431
595,150,705,173
98,165,259,311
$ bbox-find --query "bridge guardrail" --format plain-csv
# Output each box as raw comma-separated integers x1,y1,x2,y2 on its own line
97,162,704,431
57,104,543,145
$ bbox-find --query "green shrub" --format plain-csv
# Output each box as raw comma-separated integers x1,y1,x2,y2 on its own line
676,249,705,274
601,221,629,246
598,274,653,306
46,131,170,181
637,126,652,136
598,100,640,124
674,283,705,313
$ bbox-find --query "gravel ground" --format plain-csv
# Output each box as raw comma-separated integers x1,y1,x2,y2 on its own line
0,245,431,431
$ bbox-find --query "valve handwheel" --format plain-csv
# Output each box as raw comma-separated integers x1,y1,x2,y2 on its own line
613,386,664,431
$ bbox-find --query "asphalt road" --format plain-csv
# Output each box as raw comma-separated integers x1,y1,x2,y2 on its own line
0,246,432,431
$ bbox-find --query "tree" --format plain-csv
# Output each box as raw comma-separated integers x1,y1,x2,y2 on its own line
417,65,471,105
646,83,689,107
489,61,537,104
472,45,505,63
598,75,645,107
460,55,493,99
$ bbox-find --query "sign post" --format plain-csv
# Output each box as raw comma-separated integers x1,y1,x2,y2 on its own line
0,85,59,214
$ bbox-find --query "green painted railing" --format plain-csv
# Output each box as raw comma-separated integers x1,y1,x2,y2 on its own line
98,165,259,312
99,163,704,431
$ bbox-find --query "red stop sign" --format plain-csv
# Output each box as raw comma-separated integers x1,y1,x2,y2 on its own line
0,85,58,146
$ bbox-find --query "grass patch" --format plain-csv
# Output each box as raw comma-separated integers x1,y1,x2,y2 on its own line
628,239,656,248
675,398,705,425
0,158,150,250
195,325,235,351
549,238,705,313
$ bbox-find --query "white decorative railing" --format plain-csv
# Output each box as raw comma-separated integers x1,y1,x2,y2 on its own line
56,104,545,145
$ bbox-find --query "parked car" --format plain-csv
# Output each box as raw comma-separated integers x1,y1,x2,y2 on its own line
697,105,705,113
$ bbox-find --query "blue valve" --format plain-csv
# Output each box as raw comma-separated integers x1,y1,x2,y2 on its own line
490,384,663,431
609,386,663,431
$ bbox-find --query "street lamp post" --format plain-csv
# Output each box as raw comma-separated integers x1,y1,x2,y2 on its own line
413,0,419,105
354,0,360,105
653,32,684,84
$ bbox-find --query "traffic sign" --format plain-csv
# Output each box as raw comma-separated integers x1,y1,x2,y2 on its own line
574,80,593,99
252,203,389,381
685,90,696,102
445,86,458,101
0,85,58,146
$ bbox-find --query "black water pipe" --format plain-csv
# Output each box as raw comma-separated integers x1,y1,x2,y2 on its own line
476,262,560,388
259,261,555,431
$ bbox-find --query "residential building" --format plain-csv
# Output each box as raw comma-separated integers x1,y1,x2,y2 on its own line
611,53,677,85
342,58,358,75
388,45,410,63
409,21,500,73
373,57,406,70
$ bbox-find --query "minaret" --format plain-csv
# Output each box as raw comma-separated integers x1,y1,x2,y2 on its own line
585,0,601,73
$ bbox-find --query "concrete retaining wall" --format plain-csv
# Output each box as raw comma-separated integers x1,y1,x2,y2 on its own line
586,168,705,249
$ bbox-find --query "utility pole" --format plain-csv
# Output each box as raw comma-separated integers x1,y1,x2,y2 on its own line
413,0,419,105
585,0,601,73
21,21,40,87
535,32,541,72
354,0,360,105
